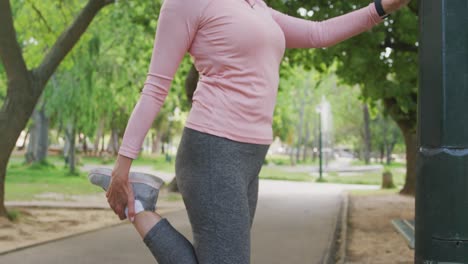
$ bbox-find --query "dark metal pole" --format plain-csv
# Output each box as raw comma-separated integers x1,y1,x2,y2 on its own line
318,111,323,181
416,0,468,263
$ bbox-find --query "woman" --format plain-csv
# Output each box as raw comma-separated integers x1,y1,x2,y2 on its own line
89,0,410,263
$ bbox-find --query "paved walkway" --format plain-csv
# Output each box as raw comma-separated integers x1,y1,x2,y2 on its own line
1,180,376,264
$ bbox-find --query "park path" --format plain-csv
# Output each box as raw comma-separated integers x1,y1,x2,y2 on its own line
1,180,375,264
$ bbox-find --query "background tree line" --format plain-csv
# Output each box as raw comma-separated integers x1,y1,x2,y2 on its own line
0,0,417,219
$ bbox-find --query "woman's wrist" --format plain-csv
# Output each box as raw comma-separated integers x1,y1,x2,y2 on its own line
374,0,388,17
113,154,133,177
379,0,406,15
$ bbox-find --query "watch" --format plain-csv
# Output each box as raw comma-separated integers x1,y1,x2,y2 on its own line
374,0,389,18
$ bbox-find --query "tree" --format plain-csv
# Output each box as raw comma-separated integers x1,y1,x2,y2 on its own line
264,0,419,194
370,106,403,165
312,1,418,194
0,0,115,218
362,103,372,164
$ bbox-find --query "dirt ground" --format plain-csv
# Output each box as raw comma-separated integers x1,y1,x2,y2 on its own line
0,208,121,254
346,193,415,264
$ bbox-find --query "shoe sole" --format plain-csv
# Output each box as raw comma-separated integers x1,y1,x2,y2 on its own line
88,168,165,189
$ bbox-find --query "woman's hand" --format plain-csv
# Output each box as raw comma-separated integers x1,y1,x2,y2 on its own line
106,155,135,221
381,0,411,14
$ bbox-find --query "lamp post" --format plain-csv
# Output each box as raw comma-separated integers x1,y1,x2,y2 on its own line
416,0,468,262
316,105,323,182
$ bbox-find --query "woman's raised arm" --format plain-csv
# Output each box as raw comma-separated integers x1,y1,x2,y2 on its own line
266,0,409,49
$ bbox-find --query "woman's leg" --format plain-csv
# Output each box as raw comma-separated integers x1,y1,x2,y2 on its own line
89,169,198,264
136,212,198,264
176,127,270,264
247,146,269,227
132,211,162,238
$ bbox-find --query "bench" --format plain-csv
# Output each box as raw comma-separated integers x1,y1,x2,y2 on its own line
391,219,415,249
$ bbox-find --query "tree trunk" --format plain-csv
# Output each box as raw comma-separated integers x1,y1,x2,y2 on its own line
65,123,77,174
25,116,37,164
382,171,395,189
380,144,385,164
386,142,396,165
112,128,119,155
93,119,104,156
384,97,417,196
399,126,417,195
35,102,49,162
26,103,50,164
82,135,88,155
106,128,120,155
0,0,115,219
0,154,10,218
101,132,105,154
296,100,305,164
362,103,372,164
302,120,310,162
152,132,162,154
289,146,295,166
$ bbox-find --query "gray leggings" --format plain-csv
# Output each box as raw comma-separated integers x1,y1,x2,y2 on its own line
143,127,269,264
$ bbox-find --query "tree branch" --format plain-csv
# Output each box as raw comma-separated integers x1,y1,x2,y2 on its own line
0,0,29,82
382,37,418,53
28,0,54,34
407,0,419,16
383,96,417,133
34,0,115,87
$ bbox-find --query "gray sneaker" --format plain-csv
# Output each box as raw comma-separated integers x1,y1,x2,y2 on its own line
88,168,164,212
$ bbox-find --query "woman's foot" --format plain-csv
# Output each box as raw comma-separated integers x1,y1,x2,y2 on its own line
88,168,164,212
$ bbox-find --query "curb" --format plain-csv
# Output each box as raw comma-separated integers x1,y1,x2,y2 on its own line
321,191,347,264
0,221,127,256
0,206,185,256
335,191,349,264
321,191,349,264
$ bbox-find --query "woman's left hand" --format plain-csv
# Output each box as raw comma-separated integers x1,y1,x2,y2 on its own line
381,0,411,14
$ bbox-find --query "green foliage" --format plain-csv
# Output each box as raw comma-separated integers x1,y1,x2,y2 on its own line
370,105,404,160
266,155,291,166
10,0,190,150
11,0,88,69
7,209,21,222
309,1,418,127
266,0,418,136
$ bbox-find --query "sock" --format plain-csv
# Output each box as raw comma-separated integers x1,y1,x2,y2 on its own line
125,199,145,221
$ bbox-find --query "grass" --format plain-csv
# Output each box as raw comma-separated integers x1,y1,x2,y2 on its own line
350,160,406,169
348,188,403,196
5,161,101,201
79,154,176,172
5,153,407,201
313,170,406,186
264,154,318,166
43,154,176,172
6,154,173,201
259,167,313,182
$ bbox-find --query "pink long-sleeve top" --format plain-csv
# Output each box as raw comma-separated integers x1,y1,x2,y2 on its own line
118,0,383,159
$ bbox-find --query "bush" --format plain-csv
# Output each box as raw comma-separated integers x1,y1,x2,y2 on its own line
7,210,21,222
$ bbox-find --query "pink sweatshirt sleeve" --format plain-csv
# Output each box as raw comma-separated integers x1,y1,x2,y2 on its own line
118,0,200,159
268,3,383,49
